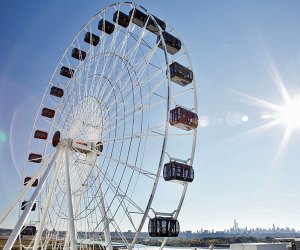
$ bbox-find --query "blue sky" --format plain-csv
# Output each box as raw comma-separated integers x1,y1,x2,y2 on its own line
1,0,300,232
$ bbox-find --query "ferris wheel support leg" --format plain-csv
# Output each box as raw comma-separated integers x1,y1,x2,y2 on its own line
64,148,78,250
0,155,53,225
98,173,113,250
93,152,112,250
3,148,61,250
33,150,63,250
64,181,85,249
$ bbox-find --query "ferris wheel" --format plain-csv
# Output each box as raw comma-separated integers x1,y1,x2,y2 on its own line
1,2,198,249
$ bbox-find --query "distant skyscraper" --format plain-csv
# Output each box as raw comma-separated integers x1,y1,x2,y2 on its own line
234,219,238,232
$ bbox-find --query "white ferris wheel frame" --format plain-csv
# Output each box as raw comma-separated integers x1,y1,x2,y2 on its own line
1,2,198,250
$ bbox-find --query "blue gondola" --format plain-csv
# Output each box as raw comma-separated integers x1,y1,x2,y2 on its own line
148,217,180,237
163,161,194,182
157,31,181,55
169,62,193,86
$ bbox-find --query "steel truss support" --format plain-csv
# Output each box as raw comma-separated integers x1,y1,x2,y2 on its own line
98,168,113,250
33,150,63,250
0,155,53,225
4,148,61,250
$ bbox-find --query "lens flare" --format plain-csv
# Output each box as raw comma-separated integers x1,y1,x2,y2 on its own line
0,131,7,143
279,96,300,130
242,115,249,122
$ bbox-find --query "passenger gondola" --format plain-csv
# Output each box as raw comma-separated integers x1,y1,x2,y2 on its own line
95,141,103,156
146,15,166,35
71,48,86,61
148,217,180,237
129,8,148,28
21,226,37,236
50,86,64,98
157,31,181,55
84,32,100,46
28,153,42,163
163,161,194,182
41,108,55,118
98,19,115,35
21,201,37,211
24,177,39,187
169,62,193,86
34,130,48,140
60,66,74,79
113,11,130,28
169,107,198,131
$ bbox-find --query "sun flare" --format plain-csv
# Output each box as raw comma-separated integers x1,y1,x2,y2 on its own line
279,95,300,130
226,57,300,164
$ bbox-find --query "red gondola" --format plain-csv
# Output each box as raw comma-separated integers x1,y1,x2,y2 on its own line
24,177,38,187
60,66,74,79
157,31,181,55
34,130,48,140
163,161,194,182
98,19,115,35
148,217,180,237
113,11,130,28
50,86,64,98
41,108,55,118
71,48,86,61
84,32,100,46
28,153,42,163
169,107,198,131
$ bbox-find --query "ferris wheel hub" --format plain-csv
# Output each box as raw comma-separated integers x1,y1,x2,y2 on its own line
52,130,103,156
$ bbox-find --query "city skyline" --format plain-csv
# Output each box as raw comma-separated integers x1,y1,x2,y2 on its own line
1,0,300,234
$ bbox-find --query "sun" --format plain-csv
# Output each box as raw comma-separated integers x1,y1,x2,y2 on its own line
225,56,300,164
278,95,300,130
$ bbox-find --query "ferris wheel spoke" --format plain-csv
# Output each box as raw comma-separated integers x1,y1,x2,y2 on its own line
101,123,165,145
171,87,194,100
89,14,121,93
102,38,160,113
94,17,140,103
98,28,152,105
102,80,166,137
101,171,150,249
100,152,156,180
92,169,139,240
105,74,166,128
99,170,146,221
99,169,145,216
107,207,131,246
45,92,62,109
111,194,138,233
109,219,129,246
81,23,102,98
89,19,121,101
124,19,152,62
115,31,161,91
94,30,136,103
104,57,166,126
